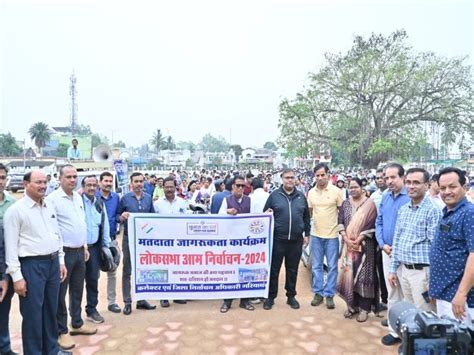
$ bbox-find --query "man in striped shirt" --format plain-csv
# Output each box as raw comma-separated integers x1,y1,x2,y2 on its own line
388,168,442,312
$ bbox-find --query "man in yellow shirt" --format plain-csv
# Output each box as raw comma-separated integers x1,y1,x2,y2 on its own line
307,163,343,309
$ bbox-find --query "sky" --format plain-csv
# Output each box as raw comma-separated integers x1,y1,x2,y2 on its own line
0,0,473,150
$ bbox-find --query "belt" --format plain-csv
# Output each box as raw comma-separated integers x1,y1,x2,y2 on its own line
87,242,99,248
63,246,84,252
20,251,59,261
403,263,429,270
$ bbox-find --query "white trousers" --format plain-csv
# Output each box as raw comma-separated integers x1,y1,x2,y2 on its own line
398,265,434,312
436,299,474,324
382,252,404,338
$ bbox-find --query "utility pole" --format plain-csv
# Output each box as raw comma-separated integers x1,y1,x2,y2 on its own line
69,71,78,136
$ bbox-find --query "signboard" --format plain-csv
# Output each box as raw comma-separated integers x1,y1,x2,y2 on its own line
128,213,273,300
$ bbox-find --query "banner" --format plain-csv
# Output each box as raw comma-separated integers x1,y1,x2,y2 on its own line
128,213,273,300
113,160,129,194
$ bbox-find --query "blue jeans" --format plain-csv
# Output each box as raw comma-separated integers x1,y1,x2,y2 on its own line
310,236,339,297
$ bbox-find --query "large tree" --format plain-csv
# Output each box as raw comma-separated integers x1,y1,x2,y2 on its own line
28,122,52,154
278,30,473,167
0,133,22,156
164,136,175,150
149,129,166,153
198,133,230,153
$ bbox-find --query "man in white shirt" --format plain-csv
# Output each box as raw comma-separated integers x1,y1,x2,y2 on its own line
4,170,69,355
47,165,96,351
427,174,445,210
154,176,187,308
250,178,269,213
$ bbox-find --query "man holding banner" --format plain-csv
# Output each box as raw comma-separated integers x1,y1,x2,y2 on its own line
118,172,156,315
219,175,254,313
154,176,187,308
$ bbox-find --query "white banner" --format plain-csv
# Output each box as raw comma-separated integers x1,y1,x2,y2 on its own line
128,213,273,300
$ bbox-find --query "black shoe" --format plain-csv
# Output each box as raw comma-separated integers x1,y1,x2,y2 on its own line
136,300,156,310
377,303,388,312
381,334,401,346
86,311,105,324
160,300,170,308
173,300,187,304
381,319,388,327
287,297,300,309
263,298,274,310
123,304,132,315
326,296,335,309
108,303,121,313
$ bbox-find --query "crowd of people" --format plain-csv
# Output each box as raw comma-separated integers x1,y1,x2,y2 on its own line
0,161,473,354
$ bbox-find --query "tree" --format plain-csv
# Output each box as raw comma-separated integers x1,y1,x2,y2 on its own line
56,143,70,157
198,133,230,153
278,30,474,167
91,133,109,147
164,136,175,150
112,140,126,148
28,122,52,154
0,133,22,156
176,141,196,153
229,144,243,162
263,141,277,151
149,129,166,153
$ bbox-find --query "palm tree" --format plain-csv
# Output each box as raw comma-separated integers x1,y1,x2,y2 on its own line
149,129,166,153
165,136,175,150
28,122,52,154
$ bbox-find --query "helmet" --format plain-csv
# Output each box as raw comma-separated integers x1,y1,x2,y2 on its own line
110,244,121,267
100,246,118,272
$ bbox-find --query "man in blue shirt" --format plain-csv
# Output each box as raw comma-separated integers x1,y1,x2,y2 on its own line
118,172,156,315
388,168,442,312
66,139,81,160
96,171,121,314
210,178,232,214
82,175,110,324
375,163,410,346
430,167,474,322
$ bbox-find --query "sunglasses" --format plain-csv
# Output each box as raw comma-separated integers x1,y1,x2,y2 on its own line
235,184,245,188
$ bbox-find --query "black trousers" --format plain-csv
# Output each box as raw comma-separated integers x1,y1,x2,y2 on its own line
20,256,60,355
268,238,303,299
0,276,14,353
57,248,86,335
376,249,388,304
85,244,101,315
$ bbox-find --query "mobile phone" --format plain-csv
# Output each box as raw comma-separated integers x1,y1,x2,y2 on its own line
422,290,430,303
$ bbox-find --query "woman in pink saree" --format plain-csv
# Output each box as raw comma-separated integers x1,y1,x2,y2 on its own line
337,178,379,322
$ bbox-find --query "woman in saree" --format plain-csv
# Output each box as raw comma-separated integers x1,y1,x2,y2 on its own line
337,177,379,322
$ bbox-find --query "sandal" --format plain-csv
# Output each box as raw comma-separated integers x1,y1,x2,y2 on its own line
356,310,369,323
220,303,230,313
343,308,358,319
239,302,255,311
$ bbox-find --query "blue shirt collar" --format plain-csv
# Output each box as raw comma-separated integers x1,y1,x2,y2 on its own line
442,197,468,215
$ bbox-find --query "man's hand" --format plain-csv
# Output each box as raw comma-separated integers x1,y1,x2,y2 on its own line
226,208,238,216
383,244,392,256
0,279,8,302
60,264,68,282
388,272,398,287
303,236,309,247
120,212,130,223
84,248,90,262
451,291,467,320
14,279,27,297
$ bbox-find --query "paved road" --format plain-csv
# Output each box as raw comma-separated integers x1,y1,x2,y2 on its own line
6,192,397,354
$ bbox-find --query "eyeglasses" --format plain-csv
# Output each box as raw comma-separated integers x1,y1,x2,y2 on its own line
235,184,245,188
283,176,295,180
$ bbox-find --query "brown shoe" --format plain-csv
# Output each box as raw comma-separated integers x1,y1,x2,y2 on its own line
58,334,75,350
69,323,97,336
